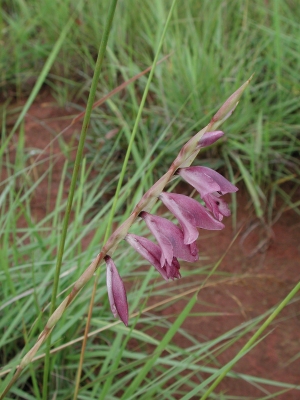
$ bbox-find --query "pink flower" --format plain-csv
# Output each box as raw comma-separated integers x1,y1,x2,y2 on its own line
139,211,198,267
125,234,181,280
105,255,128,326
159,192,224,244
178,166,238,197
198,131,224,148
178,166,238,220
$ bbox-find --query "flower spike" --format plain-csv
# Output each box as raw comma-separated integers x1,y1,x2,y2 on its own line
139,211,198,266
159,192,224,244
125,234,181,280
5,81,249,394
105,256,128,326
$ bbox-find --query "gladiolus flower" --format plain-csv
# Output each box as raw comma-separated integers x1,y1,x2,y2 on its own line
159,192,224,244
178,166,238,198
139,211,198,267
105,255,128,326
198,131,224,148
125,234,181,280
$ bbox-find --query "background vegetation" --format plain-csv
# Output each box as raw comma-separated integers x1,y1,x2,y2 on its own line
0,0,299,398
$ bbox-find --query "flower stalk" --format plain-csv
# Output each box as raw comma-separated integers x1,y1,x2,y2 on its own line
0,76,252,400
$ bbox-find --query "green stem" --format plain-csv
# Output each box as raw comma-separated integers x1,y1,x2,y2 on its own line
42,1,119,398
200,281,300,399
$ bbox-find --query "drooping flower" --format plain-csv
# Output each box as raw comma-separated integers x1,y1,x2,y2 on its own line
178,166,238,198
125,233,181,280
105,255,128,326
139,211,198,267
159,192,224,244
198,131,224,148
178,166,238,220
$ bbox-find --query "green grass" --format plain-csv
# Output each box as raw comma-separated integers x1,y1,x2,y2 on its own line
1,0,300,399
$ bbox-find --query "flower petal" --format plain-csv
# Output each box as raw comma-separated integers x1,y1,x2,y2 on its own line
125,234,181,280
165,257,181,280
203,193,231,221
196,167,238,194
178,167,220,197
159,192,225,244
125,234,168,280
159,193,198,244
140,211,198,265
105,256,128,326
199,131,224,148
178,166,238,197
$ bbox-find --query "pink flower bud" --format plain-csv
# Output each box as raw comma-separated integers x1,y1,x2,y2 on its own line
105,256,128,326
198,131,224,148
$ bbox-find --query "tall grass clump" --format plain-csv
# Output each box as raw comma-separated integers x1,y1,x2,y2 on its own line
1,1,300,399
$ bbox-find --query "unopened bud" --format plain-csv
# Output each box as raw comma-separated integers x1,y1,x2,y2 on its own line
199,131,224,147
